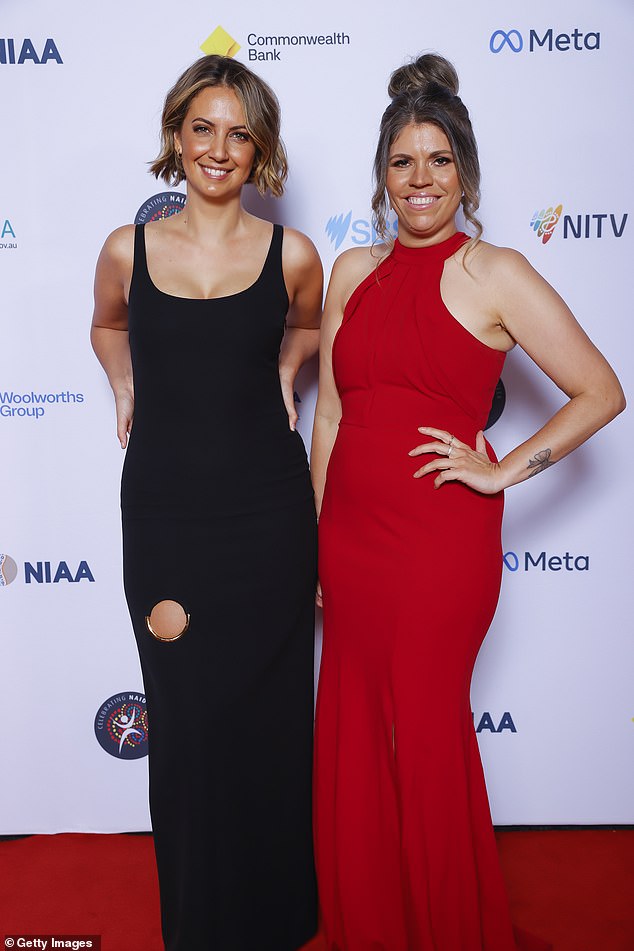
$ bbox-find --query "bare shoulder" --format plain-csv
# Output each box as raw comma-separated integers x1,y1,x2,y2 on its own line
98,224,135,274
282,226,322,272
329,244,387,304
454,239,536,285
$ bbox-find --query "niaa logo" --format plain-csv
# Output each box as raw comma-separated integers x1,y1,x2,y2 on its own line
1,219,16,250
473,711,517,734
135,192,186,225
325,211,398,250
490,28,600,53
0,38,62,64
0,553,18,587
0,552,95,586
94,692,148,760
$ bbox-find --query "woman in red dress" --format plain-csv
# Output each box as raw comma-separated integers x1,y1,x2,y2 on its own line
311,54,624,951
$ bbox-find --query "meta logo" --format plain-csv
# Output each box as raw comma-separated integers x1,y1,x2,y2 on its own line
473,711,517,734
325,211,398,251
530,205,627,243
94,692,149,760
503,551,589,572
200,25,241,58
490,28,600,54
0,38,63,64
0,552,95,586
135,192,186,225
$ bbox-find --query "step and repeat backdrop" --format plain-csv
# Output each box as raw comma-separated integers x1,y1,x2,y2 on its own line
1,0,632,832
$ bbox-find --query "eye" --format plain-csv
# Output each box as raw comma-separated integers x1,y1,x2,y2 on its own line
433,155,452,166
390,158,410,168
231,130,250,142
193,124,211,134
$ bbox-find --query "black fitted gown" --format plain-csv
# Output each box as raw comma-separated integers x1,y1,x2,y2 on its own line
121,223,318,951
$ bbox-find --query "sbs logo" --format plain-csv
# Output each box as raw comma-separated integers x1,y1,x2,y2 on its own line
94,692,149,760
490,28,600,54
325,211,398,251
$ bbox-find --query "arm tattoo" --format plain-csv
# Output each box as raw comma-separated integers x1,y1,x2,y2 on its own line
527,448,554,478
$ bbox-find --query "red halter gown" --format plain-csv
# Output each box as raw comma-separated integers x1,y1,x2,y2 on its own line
314,233,545,950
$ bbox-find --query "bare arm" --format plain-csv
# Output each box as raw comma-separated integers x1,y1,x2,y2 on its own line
411,248,626,491
91,226,134,448
279,229,323,429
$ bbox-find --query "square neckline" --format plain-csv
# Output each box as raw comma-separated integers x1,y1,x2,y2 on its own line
138,222,277,303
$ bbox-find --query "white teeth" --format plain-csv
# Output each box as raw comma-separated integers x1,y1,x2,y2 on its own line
407,196,436,205
201,167,228,178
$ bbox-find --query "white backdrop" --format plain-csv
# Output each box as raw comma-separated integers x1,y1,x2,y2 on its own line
0,0,632,833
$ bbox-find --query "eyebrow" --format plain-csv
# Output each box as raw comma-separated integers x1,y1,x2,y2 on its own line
389,149,453,159
190,117,249,131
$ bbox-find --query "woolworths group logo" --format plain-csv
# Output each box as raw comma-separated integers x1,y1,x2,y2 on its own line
200,26,241,58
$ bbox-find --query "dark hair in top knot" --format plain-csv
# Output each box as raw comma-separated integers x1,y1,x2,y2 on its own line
388,53,459,99
372,52,482,252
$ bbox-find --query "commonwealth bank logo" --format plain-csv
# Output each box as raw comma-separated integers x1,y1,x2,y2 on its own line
530,204,563,245
200,25,241,58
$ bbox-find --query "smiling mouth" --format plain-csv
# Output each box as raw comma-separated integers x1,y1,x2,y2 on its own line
200,166,230,179
406,196,439,206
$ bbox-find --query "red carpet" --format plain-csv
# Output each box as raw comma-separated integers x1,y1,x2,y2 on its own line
0,830,632,950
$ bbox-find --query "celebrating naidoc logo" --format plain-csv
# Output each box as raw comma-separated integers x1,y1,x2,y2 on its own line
94,692,149,759
135,192,187,225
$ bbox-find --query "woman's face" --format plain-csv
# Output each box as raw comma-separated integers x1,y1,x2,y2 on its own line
386,121,462,245
174,85,257,201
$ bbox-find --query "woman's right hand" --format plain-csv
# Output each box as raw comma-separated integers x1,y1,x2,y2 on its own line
114,390,134,448
316,579,323,609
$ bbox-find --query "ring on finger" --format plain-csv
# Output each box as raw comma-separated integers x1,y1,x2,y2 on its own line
447,444,454,457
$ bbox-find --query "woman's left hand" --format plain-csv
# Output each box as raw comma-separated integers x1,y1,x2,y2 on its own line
279,368,298,431
409,426,503,494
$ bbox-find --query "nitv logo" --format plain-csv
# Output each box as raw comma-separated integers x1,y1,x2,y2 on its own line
530,205,563,245
0,38,62,64
325,211,398,251
490,28,600,54
503,551,589,572
530,204,628,243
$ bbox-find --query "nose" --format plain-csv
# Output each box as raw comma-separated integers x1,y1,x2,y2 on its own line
207,133,229,162
408,160,433,189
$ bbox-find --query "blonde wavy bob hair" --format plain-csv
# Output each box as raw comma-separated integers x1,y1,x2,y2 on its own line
150,55,288,196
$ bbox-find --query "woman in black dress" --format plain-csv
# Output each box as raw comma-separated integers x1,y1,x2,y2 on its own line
91,55,322,951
